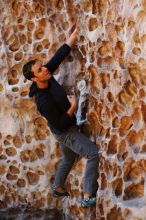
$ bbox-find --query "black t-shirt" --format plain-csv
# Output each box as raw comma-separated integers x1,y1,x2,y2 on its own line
29,44,76,134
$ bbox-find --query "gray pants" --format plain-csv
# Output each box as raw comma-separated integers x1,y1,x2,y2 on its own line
53,126,100,195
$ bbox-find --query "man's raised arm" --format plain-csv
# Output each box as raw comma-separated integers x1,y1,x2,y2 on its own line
45,27,77,74
66,27,77,48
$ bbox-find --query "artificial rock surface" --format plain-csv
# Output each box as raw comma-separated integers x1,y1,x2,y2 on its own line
0,0,146,220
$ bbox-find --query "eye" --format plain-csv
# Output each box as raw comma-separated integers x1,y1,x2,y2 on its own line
38,67,42,72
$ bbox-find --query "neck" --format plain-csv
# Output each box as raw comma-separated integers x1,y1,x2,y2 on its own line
36,80,48,89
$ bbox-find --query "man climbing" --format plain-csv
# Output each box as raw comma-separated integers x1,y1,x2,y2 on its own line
23,27,100,207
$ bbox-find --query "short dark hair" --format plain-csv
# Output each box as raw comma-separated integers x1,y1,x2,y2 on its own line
23,60,36,80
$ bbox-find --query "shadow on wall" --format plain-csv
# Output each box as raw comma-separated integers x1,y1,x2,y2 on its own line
0,207,73,220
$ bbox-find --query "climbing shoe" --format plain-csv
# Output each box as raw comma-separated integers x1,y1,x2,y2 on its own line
81,197,96,207
53,186,70,198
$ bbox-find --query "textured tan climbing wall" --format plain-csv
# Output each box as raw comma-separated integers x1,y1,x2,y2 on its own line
0,0,146,219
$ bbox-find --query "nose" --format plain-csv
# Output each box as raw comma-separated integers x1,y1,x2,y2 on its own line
42,66,48,72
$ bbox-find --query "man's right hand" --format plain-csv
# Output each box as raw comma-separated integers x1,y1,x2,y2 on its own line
66,25,78,48
67,95,77,108
66,95,78,118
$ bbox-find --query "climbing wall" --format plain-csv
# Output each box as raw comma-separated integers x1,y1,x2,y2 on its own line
0,0,146,219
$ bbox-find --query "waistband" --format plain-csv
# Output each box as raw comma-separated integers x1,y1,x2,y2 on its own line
52,125,78,137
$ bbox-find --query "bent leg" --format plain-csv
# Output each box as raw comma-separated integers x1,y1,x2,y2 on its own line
54,144,78,188
84,151,99,195
64,128,100,196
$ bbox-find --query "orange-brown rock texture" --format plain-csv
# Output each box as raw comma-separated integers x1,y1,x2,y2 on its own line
0,0,146,219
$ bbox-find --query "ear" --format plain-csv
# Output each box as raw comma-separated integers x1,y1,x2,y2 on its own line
31,77,37,82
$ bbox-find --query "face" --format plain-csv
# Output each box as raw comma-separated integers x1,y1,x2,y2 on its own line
31,61,51,82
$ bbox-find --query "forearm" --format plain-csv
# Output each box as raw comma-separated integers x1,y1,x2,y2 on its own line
66,105,77,118
66,35,77,48
66,27,77,48
45,27,77,73
44,44,71,74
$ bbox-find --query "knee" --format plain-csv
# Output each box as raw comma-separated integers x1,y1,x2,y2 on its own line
62,156,76,165
88,148,100,161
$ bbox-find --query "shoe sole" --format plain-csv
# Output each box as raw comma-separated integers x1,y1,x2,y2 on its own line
81,203,96,207
53,192,70,198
